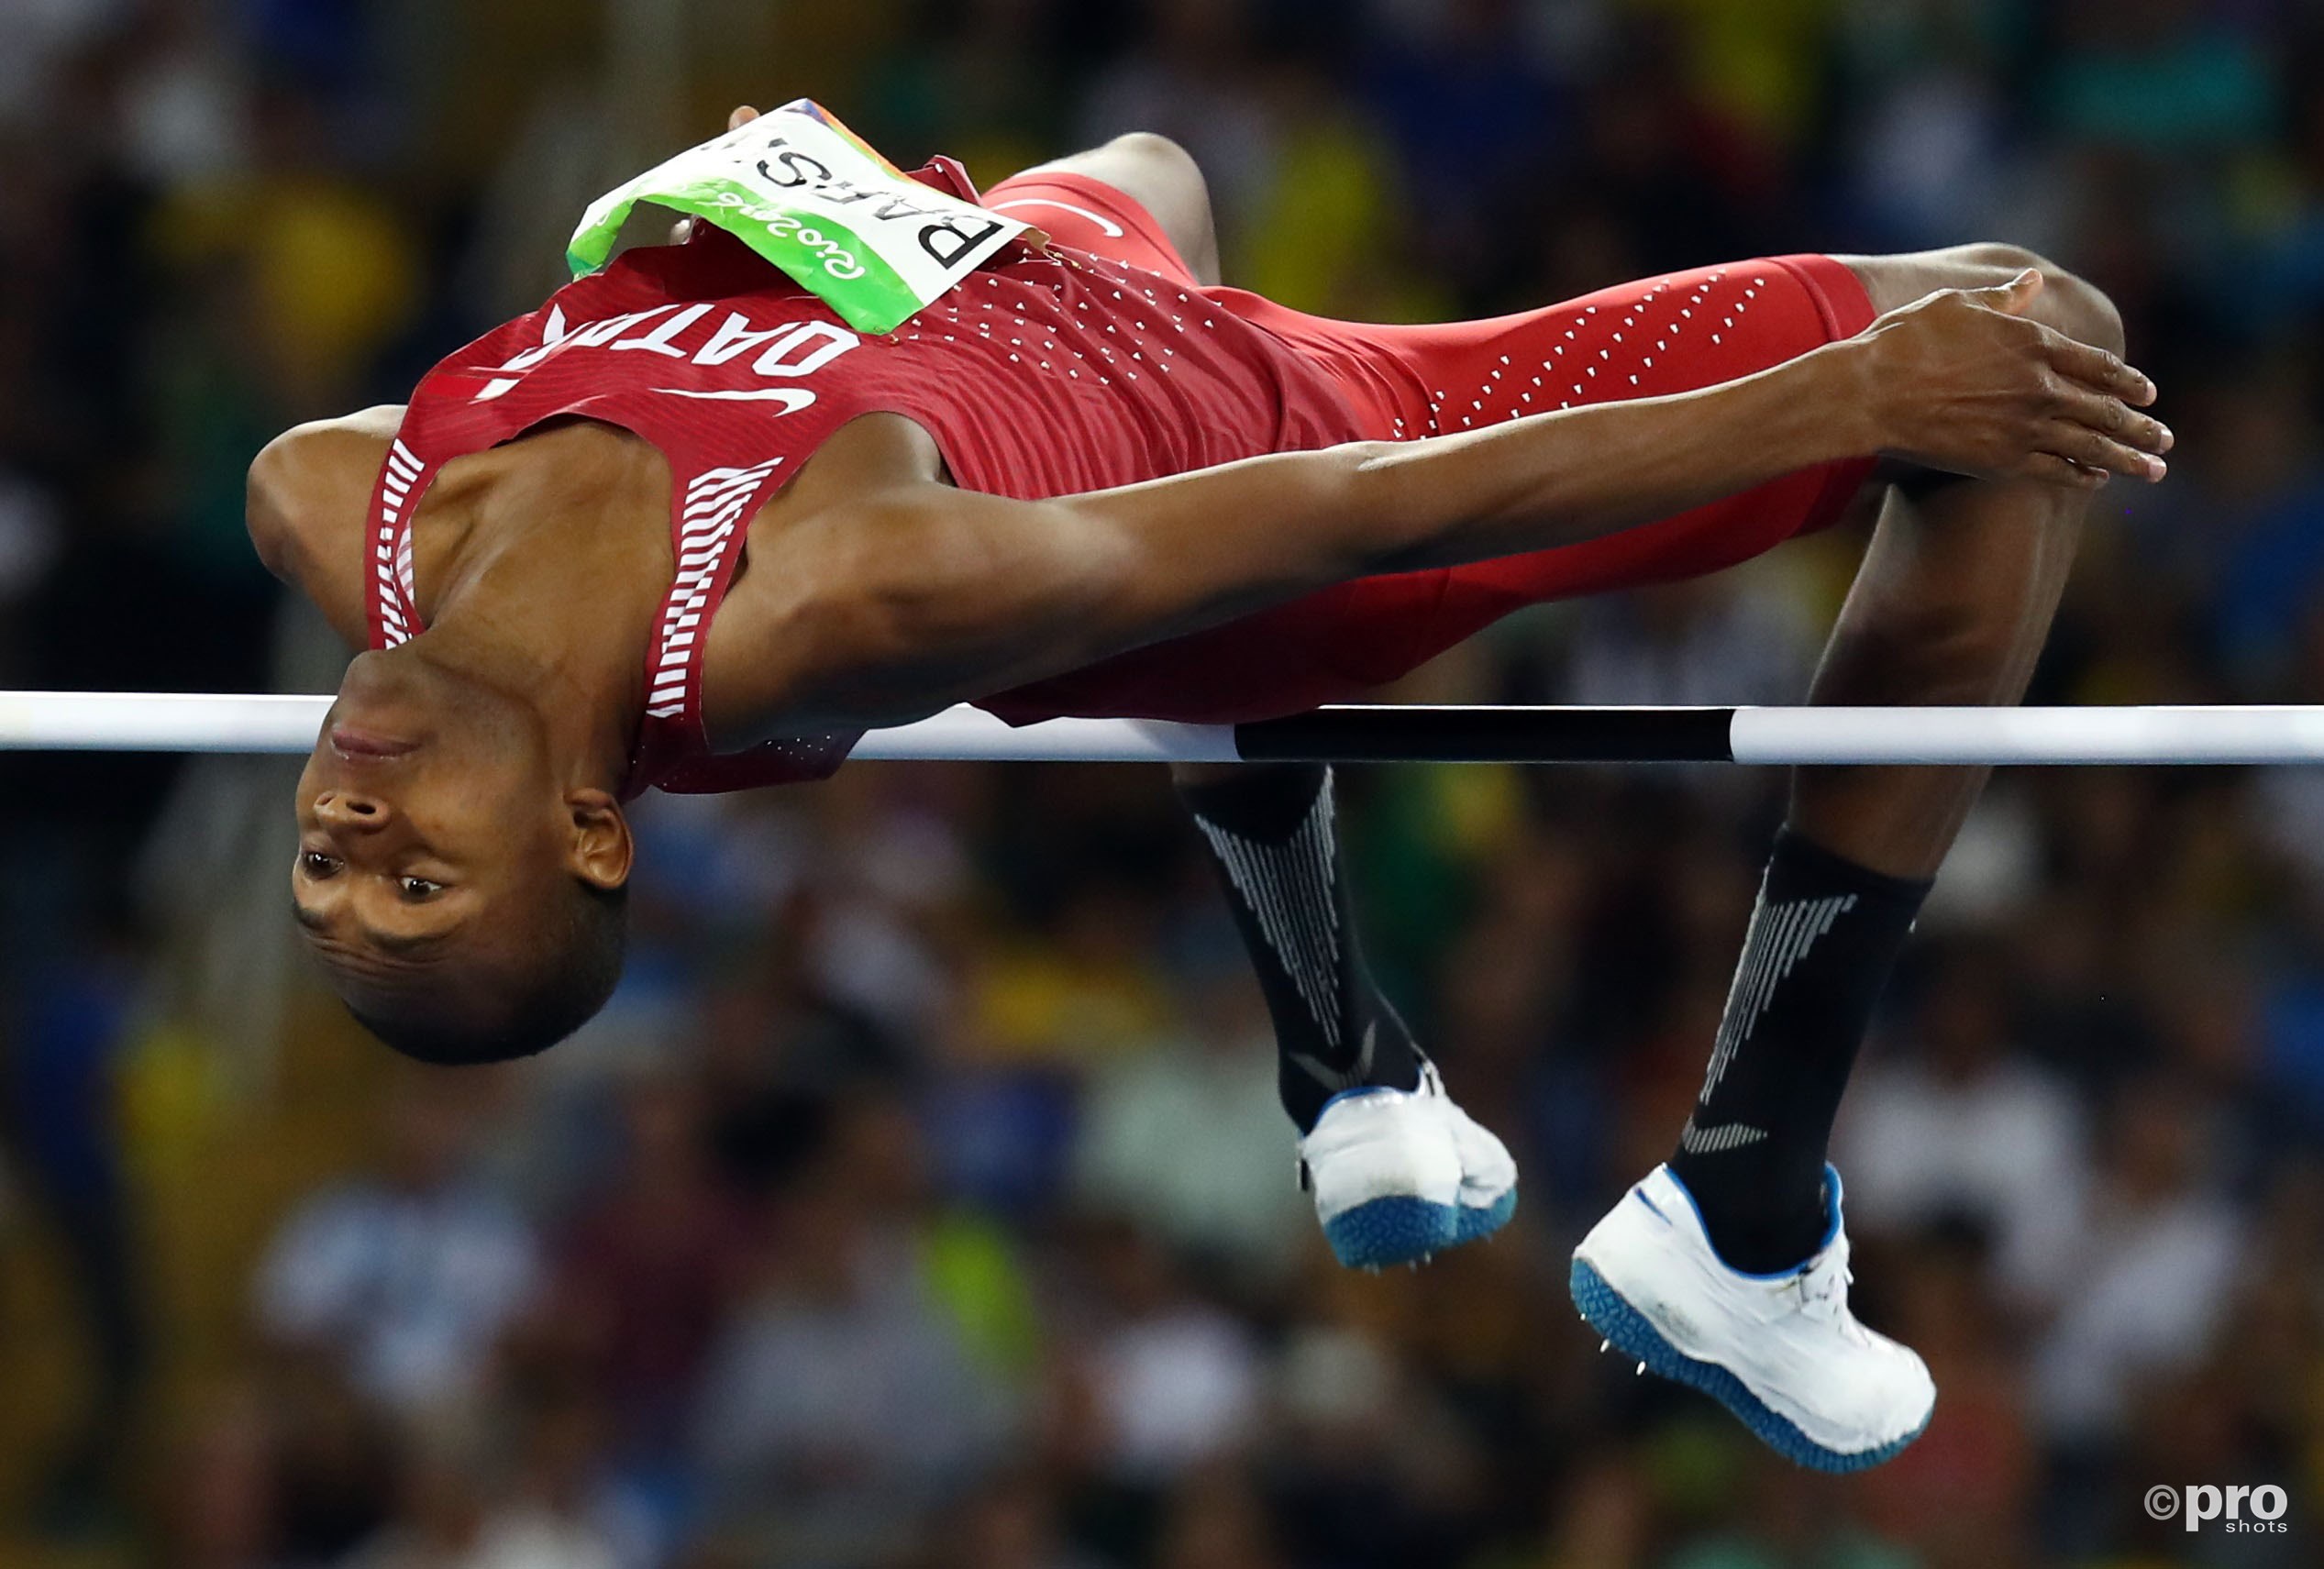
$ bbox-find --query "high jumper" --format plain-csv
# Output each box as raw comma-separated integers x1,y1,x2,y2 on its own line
241,102,2170,1471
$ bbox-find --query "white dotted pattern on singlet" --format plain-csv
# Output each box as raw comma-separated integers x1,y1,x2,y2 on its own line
1411,271,1767,435
891,253,1212,392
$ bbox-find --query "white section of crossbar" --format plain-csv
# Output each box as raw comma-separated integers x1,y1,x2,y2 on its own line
0,691,1243,763
2,691,2323,765
1727,705,2324,766
0,692,335,754
849,711,1240,763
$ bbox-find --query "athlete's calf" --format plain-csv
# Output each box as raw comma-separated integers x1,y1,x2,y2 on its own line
1670,244,2128,1270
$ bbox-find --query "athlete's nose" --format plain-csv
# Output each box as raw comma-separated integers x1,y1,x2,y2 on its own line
313,790,392,833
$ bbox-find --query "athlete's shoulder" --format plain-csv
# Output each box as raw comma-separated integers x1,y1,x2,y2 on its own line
248,405,406,643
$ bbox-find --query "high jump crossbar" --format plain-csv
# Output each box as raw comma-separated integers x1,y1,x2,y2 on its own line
3,692,2324,766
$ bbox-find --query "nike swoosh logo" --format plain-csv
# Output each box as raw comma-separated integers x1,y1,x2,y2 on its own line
1677,1118,1767,1155
990,197,1125,237
648,387,817,413
1287,1020,1376,1093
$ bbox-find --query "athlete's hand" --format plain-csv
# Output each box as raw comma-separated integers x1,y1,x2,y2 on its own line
1854,270,2170,488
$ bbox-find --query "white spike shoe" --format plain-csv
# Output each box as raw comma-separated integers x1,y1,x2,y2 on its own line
1299,1060,1519,1269
1569,1164,1933,1472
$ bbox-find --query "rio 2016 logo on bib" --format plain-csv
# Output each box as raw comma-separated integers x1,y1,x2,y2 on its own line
568,100,1040,336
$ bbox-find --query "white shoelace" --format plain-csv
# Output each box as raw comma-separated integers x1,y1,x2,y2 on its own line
1797,1237,1874,1344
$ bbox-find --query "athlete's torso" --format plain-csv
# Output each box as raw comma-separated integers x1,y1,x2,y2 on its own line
370,162,1367,795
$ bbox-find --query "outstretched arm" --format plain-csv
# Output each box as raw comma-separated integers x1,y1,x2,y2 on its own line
741,273,2171,731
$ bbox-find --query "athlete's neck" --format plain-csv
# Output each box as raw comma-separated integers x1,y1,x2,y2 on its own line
405,423,672,785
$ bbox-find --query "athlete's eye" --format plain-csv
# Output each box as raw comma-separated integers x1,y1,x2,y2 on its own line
299,849,340,878
399,876,445,901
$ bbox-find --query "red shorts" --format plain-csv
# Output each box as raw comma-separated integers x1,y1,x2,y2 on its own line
979,171,1876,724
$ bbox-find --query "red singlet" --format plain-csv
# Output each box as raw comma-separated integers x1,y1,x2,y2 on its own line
369,162,1874,796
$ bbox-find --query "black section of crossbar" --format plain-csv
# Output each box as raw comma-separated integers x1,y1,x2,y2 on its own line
1232,705,1740,764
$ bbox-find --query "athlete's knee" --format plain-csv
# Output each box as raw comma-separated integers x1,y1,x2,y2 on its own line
1101,132,1220,282
1855,243,2126,359
1103,131,1201,183
1961,242,2126,358
1947,240,2048,278
1094,131,1210,215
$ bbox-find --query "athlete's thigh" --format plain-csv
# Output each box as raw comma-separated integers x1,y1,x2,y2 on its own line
1332,255,1891,662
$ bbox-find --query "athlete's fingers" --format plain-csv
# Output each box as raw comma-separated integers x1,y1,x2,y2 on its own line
2043,420,2166,481
680,107,760,241
681,106,765,243
2053,382,2172,455
2020,450,2109,490
2044,330,2159,407
1975,268,2046,317
2047,421,2163,480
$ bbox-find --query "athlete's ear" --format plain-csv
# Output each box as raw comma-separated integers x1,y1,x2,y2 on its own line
728,105,760,131
564,789,634,891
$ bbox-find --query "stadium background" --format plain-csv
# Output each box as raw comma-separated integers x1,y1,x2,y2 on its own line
2,1,2322,1564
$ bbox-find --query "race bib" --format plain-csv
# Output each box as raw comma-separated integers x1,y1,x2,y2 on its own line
569,100,1037,336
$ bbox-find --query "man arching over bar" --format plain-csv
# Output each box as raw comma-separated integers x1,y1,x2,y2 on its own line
247,103,2169,1472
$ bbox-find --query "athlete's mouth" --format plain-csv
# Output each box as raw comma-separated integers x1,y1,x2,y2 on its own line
329,726,420,759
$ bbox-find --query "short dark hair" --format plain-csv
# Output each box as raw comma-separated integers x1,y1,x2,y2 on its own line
347,880,628,1066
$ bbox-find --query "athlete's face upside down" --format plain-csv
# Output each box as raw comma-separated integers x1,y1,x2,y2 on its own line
290,647,631,1065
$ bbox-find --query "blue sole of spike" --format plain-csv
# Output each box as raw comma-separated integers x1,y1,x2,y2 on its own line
1456,1188,1517,1244
1322,1197,1455,1268
1567,1259,1929,1474
1324,1188,1519,1269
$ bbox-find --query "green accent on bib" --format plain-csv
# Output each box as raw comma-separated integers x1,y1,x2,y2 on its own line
567,100,1033,337
567,174,922,335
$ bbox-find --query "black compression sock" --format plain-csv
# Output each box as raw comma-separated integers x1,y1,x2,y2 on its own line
1669,828,1931,1271
1179,765,1422,1133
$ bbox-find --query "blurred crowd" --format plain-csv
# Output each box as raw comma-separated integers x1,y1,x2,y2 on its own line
4,1,2324,1566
